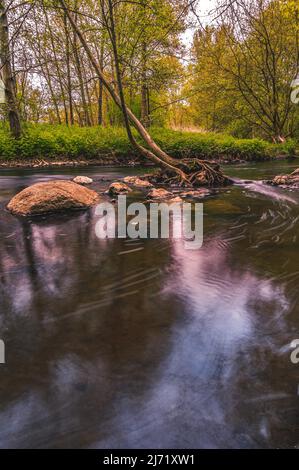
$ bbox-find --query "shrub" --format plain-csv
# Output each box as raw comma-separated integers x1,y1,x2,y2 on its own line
0,123,297,162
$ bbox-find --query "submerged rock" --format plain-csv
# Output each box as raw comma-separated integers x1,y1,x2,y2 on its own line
108,182,132,196
123,176,153,188
7,180,100,216
168,196,183,203
147,188,173,200
180,189,211,200
73,176,93,185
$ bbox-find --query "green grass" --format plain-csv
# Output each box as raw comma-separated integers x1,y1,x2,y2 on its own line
0,124,296,162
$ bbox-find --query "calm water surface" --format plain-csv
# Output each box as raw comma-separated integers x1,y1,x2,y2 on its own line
0,161,298,449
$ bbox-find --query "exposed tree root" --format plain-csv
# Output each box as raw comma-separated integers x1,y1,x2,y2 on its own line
148,158,231,188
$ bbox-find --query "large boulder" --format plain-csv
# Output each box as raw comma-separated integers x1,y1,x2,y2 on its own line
7,180,100,216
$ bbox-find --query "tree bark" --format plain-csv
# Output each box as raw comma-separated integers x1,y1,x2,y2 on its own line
0,0,21,138
97,42,104,126
141,42,150,127
72,3,91,127
64,11,74,125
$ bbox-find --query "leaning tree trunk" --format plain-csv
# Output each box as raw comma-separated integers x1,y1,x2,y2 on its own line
58,0,226,187
0,0,21,139
58,1,179,165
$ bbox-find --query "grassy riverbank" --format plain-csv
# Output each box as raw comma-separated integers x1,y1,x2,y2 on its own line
0,124,297,164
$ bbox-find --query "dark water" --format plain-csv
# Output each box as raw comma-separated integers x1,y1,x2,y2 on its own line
0,161,298,449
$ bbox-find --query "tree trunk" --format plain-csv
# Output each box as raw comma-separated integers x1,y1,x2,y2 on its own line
72,3,91,127
98,78,104,125
58,0,225,187
43,6,69,125
59,0,178,167
31,7,61,124
64,11,74,125
103,0,187,178
97,42,104,126
140,42,150,127
0,0,21,138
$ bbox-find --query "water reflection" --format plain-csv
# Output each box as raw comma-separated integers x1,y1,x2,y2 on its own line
0,165,298,448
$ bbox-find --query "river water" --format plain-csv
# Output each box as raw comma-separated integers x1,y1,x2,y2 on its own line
0,161,298,449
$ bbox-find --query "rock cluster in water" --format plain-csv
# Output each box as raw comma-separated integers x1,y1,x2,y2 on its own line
106,177,214,201
268,168,299,188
